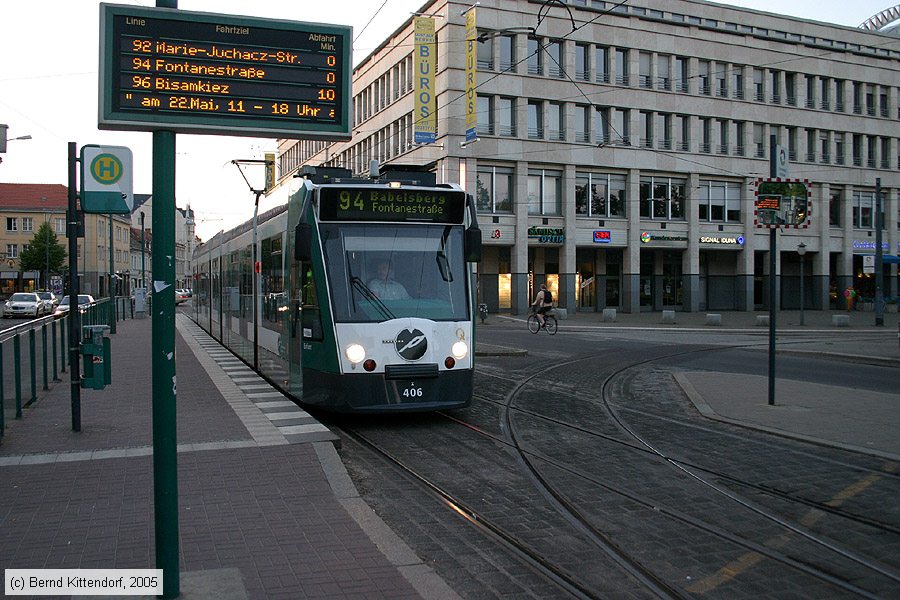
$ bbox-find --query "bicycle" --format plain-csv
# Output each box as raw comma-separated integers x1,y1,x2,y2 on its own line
527,311,557,335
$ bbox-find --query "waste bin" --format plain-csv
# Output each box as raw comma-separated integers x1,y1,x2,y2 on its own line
80,325,111,389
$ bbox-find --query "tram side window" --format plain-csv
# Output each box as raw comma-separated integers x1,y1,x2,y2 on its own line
300,263,324,341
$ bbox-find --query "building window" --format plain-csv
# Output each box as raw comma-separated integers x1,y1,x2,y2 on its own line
22,217,34,232
476,166,513,213
497,97,516,136
698,60,710,95
852,191,876,228
787,127,798,161
732,69,744,99
834,133,845,165
596,46,609,83
715,66,727,97
852,134,863,166
675,57,688,92
639,177,686,220
805,75,816,108
785,73,796,106
829,190,841,227
770,70,781,103
575,43,589,81
55,218,65,233
575,172,626,218
595,107,610,144
639,52,652,88
806,129,816,162
656,113,672,150
677,114,690,151
698,181,741,222
575,104,590,142
753,123,766,158
718,120,729,155
700,118,711,153
548,102,564,140
499,35,516,72
527,100,543,139
476,33,493,70
476,95,494,136
613,108,630,145
820,78,831,110
835,80,845,112
753,68,764,101
527,37,542,75
547,40,563,77
735,121,745,156
641,111,653,148
6,217,17,232
527,169,562,216
655,55,670,90
6,244,18,258
820,133,830,164
615,48,629,85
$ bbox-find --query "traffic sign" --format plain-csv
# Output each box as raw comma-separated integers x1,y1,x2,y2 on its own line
80,145,133,214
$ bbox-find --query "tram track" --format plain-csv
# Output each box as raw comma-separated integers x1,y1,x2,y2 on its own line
332,342,898,598
469,346,900,596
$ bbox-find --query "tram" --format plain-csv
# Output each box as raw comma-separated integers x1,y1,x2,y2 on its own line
192,165,482,412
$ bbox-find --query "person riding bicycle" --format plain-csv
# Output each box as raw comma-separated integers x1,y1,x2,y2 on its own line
531,283,553,328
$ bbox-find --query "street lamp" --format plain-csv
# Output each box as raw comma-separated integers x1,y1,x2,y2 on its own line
797,242,807,326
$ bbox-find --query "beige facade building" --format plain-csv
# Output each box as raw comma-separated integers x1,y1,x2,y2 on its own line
0,183,130,298
279,0,899,313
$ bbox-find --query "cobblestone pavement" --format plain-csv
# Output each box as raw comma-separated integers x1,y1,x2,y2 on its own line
334,324,900,600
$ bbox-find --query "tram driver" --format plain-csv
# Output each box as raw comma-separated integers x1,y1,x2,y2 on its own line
368,260,410,300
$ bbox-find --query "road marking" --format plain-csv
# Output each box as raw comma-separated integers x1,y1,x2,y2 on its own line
686,470,885,594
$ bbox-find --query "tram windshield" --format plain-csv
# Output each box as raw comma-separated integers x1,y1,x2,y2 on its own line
321,222,469,323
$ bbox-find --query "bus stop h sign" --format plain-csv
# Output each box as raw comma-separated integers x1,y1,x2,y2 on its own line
80,145,133,214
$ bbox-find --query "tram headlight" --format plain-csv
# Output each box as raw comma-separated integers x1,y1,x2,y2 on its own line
451,340,468,360
345,343,366,364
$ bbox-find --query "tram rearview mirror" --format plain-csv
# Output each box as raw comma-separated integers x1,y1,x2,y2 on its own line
295,223,312,261
465,227,482,262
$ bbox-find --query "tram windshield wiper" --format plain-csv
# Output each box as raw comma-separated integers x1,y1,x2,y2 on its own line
349,276,395,321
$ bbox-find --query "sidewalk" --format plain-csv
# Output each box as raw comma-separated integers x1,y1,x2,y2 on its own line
0,314,458,600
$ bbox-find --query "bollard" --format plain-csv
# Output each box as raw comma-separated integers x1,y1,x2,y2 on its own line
60,314,67,372
29,328,37,405
41,323,49,391
661,310,676,324
52,319,59,381
0,342,4,438
14,333,22,418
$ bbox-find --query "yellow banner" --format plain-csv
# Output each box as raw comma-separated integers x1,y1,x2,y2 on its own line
465,8,477,142
414,17,437,144
265,152,275,192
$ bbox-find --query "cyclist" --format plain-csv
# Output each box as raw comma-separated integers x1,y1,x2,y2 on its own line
531,283,553,328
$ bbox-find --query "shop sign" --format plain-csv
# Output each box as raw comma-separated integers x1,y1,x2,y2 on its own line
640,231,688,243
699,235,744,245
528,226,564,244
593,230,611,243
852,240,889,251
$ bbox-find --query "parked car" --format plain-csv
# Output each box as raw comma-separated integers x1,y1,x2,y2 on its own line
54,294,96,317
36,291,59,312
175,289,190,304
3,292,47,318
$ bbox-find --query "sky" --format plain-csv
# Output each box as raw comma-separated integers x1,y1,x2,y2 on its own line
0,0,894,241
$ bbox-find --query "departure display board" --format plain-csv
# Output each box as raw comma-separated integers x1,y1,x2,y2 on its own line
318,187,467,224
99,4,352,139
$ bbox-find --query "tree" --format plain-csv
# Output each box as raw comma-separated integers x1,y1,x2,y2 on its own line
19,221,67,289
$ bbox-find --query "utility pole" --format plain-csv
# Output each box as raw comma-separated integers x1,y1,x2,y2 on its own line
767,134,778,406
67,142,81,431
874,178,884,326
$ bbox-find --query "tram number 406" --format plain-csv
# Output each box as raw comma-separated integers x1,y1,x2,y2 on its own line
402,383,424,398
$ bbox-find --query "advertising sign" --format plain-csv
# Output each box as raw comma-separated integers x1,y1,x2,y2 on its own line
414,17,437,144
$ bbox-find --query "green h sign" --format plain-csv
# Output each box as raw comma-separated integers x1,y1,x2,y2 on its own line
80,145,133,214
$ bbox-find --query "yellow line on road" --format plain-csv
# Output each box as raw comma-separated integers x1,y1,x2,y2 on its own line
685,467,888,594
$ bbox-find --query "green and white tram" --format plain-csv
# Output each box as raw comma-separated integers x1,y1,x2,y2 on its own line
193,165,482,412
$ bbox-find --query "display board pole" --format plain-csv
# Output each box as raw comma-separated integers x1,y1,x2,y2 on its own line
767,134,777,406
67,142,82,431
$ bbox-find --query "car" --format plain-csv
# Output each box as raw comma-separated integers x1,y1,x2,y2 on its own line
3,292,46,318
54,294,96,317
36,291,59,312
175,289,190,304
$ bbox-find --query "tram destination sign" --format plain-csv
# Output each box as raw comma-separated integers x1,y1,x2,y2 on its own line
318,188,466,224
99,4,352,139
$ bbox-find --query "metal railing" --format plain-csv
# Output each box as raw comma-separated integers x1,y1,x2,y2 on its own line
0,297,135,440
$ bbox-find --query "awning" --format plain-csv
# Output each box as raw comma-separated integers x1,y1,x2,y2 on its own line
862,254,900,264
